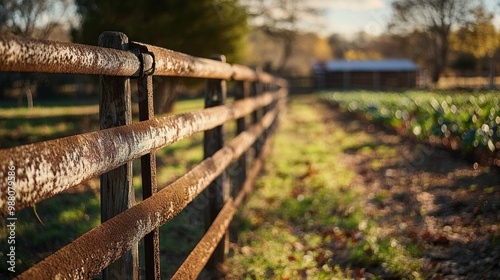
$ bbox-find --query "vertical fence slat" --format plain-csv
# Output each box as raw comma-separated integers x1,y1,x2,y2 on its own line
203,54,230,270
136,49,160,280
98,31,139,280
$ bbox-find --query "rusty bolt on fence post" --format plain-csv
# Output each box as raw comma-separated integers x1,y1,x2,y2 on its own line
99,31,139,280
203,54,231,271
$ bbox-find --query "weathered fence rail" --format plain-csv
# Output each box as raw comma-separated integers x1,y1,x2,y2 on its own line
0,32,287,279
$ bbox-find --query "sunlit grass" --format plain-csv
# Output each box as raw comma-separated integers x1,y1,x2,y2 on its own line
0,104,99,118
0,96,430,278
227,95,428,279
228,96,365,278
167,97,204,114
0,97,207,278
0,191,101,273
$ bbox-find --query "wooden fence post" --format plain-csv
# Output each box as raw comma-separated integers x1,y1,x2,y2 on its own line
99,31,138,280
203,54,230,270
252,77,264,157
233,81,250,196
134,45,160,280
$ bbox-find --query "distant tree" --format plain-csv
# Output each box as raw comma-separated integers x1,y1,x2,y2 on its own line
0,0,72,107
285,32,331,75
341,31,398,61
74,0,248,113
327,32,403,62
327,33,347,59
243,0,322,73
74,0,247,64
451,53,477,72
389,0,479,83
246,29,331,75
344,50,382,61
392,30,436,72
450,7,499,88
313,35,332,62
369,34,407,59
0,0,71,38
451,8,499,62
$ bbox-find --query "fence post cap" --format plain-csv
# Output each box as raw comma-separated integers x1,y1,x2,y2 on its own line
98,31,129,49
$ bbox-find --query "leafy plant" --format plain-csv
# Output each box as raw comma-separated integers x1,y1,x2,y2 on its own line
323,91,499,162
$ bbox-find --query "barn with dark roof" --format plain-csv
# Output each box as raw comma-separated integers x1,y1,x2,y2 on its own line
313,59,419,90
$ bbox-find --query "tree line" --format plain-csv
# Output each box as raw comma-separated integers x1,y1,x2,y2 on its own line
1,0,500,107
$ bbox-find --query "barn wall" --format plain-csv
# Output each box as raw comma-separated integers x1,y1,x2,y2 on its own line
317,70,417,90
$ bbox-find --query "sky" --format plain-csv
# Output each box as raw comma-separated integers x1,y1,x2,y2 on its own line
315,0,500,38
31,0,500,41
314,0,392,37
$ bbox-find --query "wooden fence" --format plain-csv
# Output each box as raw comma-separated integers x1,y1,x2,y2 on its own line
0,31,287,279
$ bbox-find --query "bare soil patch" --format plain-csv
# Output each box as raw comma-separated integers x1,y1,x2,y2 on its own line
326,104,500,279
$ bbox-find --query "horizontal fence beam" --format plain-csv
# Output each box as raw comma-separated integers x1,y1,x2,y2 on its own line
15,105,280,280
0,91,285,213
131,42,286,85
0,35,287,86
172,129,276,279
171,199,237,280
0,35,141,76
139,43,233,79
232,64,257,81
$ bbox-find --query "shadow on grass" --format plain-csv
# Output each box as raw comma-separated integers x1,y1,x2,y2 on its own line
329,100,500,278
0,114,100,149
0,98,212,279
0,186,100,279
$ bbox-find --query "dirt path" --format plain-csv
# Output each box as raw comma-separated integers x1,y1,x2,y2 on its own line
324,99,500,279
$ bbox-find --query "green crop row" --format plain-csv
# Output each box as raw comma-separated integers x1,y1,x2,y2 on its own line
322,91,500,159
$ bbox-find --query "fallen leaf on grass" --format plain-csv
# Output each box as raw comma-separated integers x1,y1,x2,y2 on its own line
355,267,365,278
298,269,307,278
315,252,328,267
297,163,319,181
421,231,432,240
433,234,450,245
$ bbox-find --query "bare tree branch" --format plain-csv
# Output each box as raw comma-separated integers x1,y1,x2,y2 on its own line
0,0,71,39
242,0,323,73
389,0,480,83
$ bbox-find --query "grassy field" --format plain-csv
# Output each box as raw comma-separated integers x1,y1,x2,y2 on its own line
226,96,423,279
0,97,208,149
226,95,499,279
0,98,211,278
